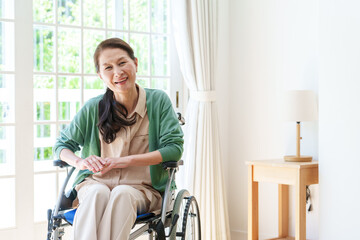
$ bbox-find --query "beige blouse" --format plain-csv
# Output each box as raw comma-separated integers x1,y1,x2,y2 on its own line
81,86,161,212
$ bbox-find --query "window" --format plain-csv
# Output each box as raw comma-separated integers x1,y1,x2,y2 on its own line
32,0,174,222
0,0,181,238
0,0,15,230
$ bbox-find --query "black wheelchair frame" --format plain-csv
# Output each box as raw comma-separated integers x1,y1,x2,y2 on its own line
46,159,201,240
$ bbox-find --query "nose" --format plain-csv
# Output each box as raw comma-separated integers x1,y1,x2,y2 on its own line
114,66,123,77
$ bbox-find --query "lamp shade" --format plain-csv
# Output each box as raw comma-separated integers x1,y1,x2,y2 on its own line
284,90,317,122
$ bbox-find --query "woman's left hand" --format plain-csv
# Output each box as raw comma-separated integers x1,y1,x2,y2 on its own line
100,156,132,175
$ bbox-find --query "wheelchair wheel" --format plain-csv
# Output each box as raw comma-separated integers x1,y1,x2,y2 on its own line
170,190,201,240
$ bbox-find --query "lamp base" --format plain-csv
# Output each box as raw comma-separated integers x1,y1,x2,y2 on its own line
284,155,312,162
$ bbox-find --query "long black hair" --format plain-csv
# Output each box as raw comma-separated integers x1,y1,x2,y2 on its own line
94,38,137,144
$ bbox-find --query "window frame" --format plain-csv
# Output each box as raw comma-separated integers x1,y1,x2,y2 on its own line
0,0,183,239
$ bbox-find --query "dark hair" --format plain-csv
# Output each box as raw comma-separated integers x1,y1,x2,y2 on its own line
94,38,136,73
95,38,137,144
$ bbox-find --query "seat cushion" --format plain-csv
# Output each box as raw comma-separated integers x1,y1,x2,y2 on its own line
60,209,155,226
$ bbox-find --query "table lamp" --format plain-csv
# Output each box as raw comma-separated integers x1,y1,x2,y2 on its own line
284,90,317,162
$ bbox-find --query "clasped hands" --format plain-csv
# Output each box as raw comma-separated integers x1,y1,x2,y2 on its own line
76,155,131,175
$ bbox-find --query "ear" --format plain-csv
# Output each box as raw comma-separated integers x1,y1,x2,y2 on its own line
97,72,103,80
134,58,138,72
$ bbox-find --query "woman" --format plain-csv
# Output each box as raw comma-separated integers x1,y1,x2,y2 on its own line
54,38,184,240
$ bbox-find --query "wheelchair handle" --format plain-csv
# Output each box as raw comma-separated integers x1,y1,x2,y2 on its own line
177,112,185,126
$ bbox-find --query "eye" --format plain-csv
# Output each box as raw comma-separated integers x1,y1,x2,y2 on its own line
104,66,112,70
119,61,126,66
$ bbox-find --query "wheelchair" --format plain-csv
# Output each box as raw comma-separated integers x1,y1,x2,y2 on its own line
46,159,201,240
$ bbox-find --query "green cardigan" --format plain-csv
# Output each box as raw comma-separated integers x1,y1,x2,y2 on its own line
53,88,184,192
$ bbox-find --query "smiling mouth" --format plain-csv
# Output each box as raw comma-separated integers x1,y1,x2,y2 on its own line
115,78,127,85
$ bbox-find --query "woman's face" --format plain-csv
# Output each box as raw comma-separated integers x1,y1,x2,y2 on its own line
97,48,138,98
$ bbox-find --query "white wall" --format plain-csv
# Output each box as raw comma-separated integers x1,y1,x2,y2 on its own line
227,0,319,239
319,0,360,239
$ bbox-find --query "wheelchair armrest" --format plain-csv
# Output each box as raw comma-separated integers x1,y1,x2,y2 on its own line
162,160,183,169
54,160,70,168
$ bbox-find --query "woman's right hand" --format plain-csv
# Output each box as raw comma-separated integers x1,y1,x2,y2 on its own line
76,155,107,173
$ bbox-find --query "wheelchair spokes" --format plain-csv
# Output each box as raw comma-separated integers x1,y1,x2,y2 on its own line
170,190,201,240
182,196,200,240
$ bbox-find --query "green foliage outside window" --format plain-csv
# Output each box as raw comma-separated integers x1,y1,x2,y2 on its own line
0,23,3,69
59,102,80,120
36,125,50,138
34,75,54,89
0,126,4,139
59,102,70,120
58,0,80,25
36,102,51,121
0,149,5,164
31,0,171,163
151,0,169,33
151,78,169,92
33,0,54,23
35,147,53,161
151,35,168,76
107,0,128,30
0,0,3,18
137,78,149,89
34,27,54,72
83,0,104,28
58,28,81,73
58,76,79,89
84,30,105,74
76,102,80,112
85,77,104,89
130,34,149,75
130,0,149,32
32,0,170,76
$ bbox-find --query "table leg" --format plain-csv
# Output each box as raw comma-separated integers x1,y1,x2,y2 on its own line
248,165,258,240
295,169,306,240
278,184,289,238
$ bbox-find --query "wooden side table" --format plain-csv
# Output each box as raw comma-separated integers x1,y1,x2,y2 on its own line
246,160,319,240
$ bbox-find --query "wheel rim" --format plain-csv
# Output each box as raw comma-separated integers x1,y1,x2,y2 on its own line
170,190,201,240
181,197,201,240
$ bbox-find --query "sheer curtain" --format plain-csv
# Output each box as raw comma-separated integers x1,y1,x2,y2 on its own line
172,0,230,239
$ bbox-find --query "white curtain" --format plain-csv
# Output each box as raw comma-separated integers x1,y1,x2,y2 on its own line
172,0,231,239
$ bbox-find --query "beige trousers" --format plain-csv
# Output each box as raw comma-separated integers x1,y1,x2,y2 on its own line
71,181,158,240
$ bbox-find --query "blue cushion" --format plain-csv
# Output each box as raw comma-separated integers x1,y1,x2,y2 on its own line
61,209,155,225
62,208,77,225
